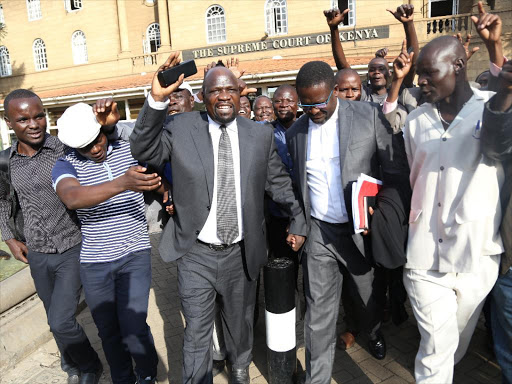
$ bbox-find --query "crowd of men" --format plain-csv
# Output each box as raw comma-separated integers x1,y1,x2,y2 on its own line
0,1,511,384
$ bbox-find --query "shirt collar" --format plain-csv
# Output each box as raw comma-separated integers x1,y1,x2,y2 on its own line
11,133,57,158
207,116,237,133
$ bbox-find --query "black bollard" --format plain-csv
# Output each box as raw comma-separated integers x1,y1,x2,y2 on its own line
264,258,296,384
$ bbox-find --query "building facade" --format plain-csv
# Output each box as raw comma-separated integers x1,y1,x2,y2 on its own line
0,0,510,148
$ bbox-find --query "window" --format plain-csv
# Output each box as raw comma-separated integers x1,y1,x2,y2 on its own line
206,5,226,44
146,23,161,53
0,46,12,77
265,0,288,36
65,0,83,12
429,0,459,17
33,38,47,71
0,4,4,24
330,0,356,27
26,0,42,21
72,30,87,64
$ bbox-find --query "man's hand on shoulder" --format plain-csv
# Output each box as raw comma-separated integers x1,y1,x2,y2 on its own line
6,238,28,264
151,51,185,102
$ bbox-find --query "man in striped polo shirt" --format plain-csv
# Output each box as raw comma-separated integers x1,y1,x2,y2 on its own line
52,103,162,384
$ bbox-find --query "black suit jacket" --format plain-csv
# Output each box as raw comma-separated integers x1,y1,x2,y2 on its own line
130,101,306,279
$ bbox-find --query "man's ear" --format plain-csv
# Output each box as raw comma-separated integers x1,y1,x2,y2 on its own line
4,116,11,129
454,58,465,76
333,84,339,97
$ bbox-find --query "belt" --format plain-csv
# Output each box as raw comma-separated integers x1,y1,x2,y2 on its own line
196,239,240,251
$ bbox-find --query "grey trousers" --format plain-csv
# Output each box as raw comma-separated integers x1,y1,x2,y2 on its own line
177,241,257,384
303,218,382,384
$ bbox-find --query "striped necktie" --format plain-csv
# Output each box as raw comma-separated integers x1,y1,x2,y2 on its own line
216,124,238,244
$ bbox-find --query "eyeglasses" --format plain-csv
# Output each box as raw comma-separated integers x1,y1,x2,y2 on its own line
298,90,334,110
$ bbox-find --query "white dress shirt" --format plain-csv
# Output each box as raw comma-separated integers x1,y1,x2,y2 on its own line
306,102,348,224
147,93,243,244
403,87,504,273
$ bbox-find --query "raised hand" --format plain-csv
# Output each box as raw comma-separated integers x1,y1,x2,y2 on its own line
119,165,161,193
324,8,349,30
471,1,502,45
386,4,414,23
151,51,184,102
393,39,414,80
226,57,245,79
93,98,121,127
375,48,388,58
454,33,479,61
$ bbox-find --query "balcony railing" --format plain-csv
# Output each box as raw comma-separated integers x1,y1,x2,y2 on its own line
131,53,158,67
426,13,471,35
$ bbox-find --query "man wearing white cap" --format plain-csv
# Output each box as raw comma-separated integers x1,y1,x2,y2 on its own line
52,103,161,384
168,81,195,116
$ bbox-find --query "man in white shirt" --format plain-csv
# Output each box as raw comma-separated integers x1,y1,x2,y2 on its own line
130,52,307,384
402,10,505,380
286,61,409,383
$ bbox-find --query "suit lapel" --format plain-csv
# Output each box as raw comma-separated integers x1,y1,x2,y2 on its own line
237,117,255,208
338,99,353,178
189,113,214,204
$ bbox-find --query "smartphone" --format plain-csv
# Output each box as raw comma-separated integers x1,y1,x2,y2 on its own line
158,60,197,87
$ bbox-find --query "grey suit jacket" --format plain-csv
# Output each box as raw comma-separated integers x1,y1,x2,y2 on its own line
286,99,409,258
481,99,512,274
130,100,306,280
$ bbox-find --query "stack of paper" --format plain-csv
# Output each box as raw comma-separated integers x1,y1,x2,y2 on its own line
351,174,383,234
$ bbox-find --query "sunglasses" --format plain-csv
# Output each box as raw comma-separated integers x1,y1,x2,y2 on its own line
298,89,334,110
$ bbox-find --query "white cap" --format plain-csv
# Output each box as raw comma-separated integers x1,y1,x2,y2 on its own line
177,81,193,95
57,103,101,149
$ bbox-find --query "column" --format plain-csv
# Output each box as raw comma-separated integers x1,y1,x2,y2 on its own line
157,0,171,50
116,0,131,54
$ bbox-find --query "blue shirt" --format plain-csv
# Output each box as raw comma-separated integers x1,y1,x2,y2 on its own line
52,140,150,263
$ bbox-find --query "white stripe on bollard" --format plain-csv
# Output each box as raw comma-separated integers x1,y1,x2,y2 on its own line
265,308,296,352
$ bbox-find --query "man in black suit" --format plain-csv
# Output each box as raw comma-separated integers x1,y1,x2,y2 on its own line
130,52,306,384
286,61,409,383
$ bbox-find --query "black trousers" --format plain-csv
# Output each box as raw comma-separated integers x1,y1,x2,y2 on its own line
27,243,100,373
177,241,257,383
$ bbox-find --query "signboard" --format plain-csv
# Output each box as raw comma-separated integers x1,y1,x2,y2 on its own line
182,25,389,60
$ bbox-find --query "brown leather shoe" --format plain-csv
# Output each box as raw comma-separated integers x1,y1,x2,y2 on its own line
337,331,356,350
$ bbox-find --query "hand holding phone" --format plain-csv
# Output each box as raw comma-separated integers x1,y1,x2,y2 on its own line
151,52,186,102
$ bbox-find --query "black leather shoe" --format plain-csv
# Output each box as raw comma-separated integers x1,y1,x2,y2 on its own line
368,332,387,360
212,359,225,377
229,366,250,384
79,362,103,384
67,372,80,384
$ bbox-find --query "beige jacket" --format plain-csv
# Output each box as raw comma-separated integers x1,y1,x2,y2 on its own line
403,87,504,273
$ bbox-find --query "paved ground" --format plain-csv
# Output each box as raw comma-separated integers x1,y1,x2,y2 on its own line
2,235,503,384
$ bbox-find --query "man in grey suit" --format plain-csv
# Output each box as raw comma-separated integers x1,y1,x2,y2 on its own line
285,61,409,383
130,52,306,384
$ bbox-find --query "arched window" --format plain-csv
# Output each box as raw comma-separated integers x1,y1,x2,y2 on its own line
206,5,226,44
72,30,88,65
265,0,288,36
330,0,356,27
0,46,12,77
26,0,42,21
146,23,161,53
33,38,47,71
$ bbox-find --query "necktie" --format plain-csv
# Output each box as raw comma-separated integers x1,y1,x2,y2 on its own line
216,124,239,244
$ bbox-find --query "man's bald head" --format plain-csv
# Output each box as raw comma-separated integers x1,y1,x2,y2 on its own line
202,66,240,124
335,69,362,101
416,35,468,103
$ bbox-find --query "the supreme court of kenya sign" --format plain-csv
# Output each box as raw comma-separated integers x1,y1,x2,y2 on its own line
182,25,389,60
